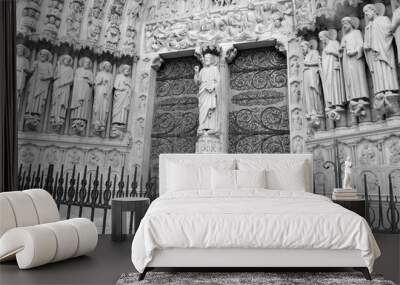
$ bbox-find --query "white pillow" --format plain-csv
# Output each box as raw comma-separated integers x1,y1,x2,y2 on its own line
237,159,307,191
236,169,267,189
211,168,237,190
167,162,211,191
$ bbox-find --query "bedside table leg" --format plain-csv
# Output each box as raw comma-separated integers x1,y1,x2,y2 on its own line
112,203,123,242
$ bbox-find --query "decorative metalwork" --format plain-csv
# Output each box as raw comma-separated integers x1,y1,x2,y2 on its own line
228,47,289,153
18,163,156,234
150,56,200,174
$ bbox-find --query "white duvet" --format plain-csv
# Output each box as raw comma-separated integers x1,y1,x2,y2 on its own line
131,190,380,273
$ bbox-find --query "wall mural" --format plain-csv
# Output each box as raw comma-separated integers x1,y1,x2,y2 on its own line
150,56,200,175
228,47,290,153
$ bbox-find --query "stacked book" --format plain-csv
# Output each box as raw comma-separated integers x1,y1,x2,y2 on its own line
332,188,359,200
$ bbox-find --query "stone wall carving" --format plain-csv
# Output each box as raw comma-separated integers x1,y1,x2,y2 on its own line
17,0,141,57
18,141,128,177
143,0,294,53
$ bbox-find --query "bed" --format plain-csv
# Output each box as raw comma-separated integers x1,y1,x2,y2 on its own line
131,154,380,280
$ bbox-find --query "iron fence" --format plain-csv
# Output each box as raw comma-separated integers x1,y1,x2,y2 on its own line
18,163,157,234
18,163,399,234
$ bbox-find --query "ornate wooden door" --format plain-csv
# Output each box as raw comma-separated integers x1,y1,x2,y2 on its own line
150,56,199,175
228,47,290,153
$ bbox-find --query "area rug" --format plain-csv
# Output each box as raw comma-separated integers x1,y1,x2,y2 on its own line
116,271,396,285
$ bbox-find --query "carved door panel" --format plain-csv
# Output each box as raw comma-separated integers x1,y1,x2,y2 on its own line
228,47,290,153
150,56,199,175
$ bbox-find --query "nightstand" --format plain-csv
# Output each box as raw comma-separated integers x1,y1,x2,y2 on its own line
333,199,365,218
111,197,150,242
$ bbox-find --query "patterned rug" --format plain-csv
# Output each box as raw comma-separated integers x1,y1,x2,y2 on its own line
116,271,396,285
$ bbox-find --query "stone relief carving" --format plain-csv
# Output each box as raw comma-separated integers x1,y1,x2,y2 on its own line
87,149,105,169
120,0,142,56
61,0,85,41
25,49,53,131
136,117,145,137
39,0,63,40
104,0,126,51
64,148,84,171
292,136,304,153
93,61,113,134
290,80,301,105
16,44,30,109
19,145,39,167
86,0,107,43
107,150,123,170
291,108,303,131
111,64,132,138
144,1,294,52
294,0,363,32
358,142,378,166
49,54,74,131
17,0,41,35
43,147,61,166
134,140,143,157
385,136,400,165
138,94,147,112
70,57,94,135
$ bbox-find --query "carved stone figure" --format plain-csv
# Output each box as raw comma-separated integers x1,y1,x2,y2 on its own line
50,54,74,130
194,53,220,135
93,61,113,134
300,40,323,116
70,57,93,134
18,1,41,35
65,0,85,40
363,4,399,96
111,65,132,138
87,2,105,42
393,5,400,64
16,44,30,109
340,17,369,101
25,49,53,130
319,30,346,109
342,156,353,189
105,23,121,48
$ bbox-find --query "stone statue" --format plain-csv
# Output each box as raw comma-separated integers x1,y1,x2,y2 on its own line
300,40,323,116
319,30,346,110
363,4,399,96
343,156,352,189
49,54,74,130
16,44,30,109
111,64,132,138
194,53,220,135
393,6,400,64
70,57,93,134
93,61,113,133
25,49,53,130
340,17,369,101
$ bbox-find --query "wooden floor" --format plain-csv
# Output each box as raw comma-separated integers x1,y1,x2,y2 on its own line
0,234,399,285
